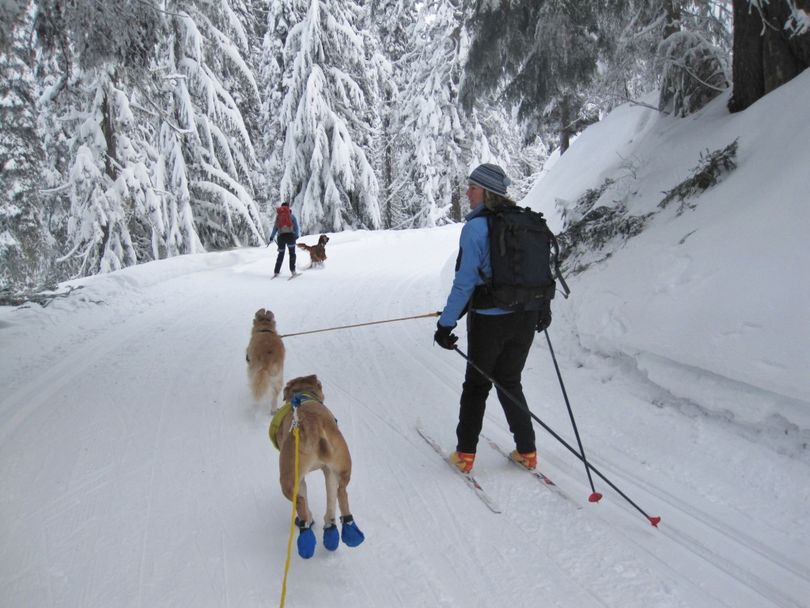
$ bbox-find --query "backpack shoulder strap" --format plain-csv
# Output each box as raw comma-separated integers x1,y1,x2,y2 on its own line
547,230,571,299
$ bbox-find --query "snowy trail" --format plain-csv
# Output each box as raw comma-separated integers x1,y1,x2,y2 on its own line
2,228,809,607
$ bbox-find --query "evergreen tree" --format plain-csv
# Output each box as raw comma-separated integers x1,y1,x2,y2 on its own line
0,8,50,291
0,0,27,52
169,0,264,249
388,0,467,227
258,0,304,216
367,0,415,227
657,29,728,117
277,0,381,233
462,0,602,155
17,0,266,283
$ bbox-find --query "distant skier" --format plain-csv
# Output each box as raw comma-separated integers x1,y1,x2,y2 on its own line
269,202,301,278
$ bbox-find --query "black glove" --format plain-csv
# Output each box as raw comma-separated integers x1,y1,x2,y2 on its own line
536,301,552,333
434,322,458,350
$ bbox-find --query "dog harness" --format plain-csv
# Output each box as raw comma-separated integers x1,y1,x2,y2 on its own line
268,391,323,451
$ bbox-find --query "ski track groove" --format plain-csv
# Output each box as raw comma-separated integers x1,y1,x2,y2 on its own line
571,444,810,594
0,302,182,445
536,445,807,608
136,392,166,608
483,414,800,608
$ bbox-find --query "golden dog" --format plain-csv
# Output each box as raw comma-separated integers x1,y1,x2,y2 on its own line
296,234,329,268
245,308,285,414
270,374,364,558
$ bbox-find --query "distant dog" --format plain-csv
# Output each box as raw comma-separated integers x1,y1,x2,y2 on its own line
245,309,285,414
296,234,330,268
269,374,364,558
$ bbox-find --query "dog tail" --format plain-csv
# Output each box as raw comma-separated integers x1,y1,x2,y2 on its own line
296,243,310,251
250,364,281,402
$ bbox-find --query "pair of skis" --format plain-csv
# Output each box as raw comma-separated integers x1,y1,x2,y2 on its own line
417,427,573,514
271,272,302,281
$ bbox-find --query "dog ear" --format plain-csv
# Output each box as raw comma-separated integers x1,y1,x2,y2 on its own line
305,374,324,400
255,308,266,320
283,378,296,401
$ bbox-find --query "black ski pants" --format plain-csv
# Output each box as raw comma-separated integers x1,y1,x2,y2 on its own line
274,233,297,273
456,310,538,454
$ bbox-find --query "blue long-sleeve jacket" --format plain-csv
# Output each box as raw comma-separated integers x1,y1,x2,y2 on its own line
438,206,511,328
269,214,300,242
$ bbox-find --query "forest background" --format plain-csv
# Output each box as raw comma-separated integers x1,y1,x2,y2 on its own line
1,0,808,294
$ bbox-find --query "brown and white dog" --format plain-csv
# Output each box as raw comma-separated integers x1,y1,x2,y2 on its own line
296,234,330,268
245,308,285,414
270,374,364,557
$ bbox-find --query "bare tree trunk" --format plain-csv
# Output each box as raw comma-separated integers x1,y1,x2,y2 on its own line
729,0,764,112
760,0,809,95
663,0,682,39
559,96,571,155
102,89,117,179
729,0,810,113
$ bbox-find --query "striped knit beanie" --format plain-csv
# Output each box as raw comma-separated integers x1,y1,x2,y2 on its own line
468,163,511,196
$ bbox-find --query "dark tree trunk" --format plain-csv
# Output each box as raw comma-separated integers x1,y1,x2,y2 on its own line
663,0,682,39
559,96,571,155
729,0,765,112
760,1,809,95
102,90,117,179
730,0,810,113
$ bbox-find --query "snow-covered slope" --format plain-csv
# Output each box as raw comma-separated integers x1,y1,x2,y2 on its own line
529,70,810,436
1,76,809,607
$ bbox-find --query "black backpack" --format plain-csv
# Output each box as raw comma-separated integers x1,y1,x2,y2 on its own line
472,206,570,310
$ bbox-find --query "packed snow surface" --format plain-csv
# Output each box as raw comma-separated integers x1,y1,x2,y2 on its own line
2,73,809,607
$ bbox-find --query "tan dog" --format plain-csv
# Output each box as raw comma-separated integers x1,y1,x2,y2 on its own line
245,308,285,414
296,234,329,268
271,374,364,557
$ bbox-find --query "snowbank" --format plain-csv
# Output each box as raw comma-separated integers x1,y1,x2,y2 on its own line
527,71,810,430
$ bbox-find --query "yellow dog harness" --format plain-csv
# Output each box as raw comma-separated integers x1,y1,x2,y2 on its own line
268,392,323,450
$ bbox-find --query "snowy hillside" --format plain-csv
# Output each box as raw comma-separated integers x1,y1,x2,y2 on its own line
1,75,809,607
531,70,810,440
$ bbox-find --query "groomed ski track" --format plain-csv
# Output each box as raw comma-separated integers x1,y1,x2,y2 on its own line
1,227,808,608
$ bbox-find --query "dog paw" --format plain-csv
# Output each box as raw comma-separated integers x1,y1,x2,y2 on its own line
340,520,365,548
297,527,316,559
323,524,340,551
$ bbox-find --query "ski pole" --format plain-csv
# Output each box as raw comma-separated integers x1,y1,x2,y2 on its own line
280,311,440,338
453,346,661,527
544,329,602,503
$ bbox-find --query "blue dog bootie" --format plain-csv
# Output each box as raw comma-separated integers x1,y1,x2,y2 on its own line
323,522,340,551
340,515,365,548
296,518,316,559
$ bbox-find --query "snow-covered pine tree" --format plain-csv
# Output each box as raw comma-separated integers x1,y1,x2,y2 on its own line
258,0,304,221
655,2,730,116
367,0,414,227
0,7,50,291
386,0,468,227
657,30,728,117
18,0,266,283
593,1,730,116
30,0,165,276
466,105,547,202
463,0,602,155
357,11,394,228
0,0,27,52
277,0,382,233
168,1,265,249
